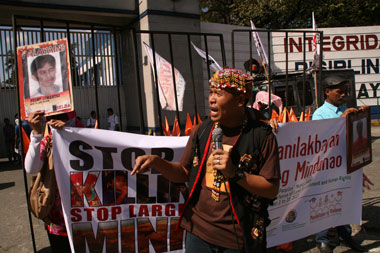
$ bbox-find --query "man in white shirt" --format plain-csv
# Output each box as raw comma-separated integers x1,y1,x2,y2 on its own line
30,54,63,98
107,108,119,131
86,111,97,128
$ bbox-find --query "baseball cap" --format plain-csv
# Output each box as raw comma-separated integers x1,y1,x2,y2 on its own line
323,76,349,89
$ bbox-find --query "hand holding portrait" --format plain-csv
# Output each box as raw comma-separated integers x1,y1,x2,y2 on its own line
340,107,358,118
28,110,45,135
47,119,66,129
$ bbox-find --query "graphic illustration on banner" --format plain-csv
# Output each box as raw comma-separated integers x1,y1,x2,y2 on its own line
17,38,74,119
53,128,189,252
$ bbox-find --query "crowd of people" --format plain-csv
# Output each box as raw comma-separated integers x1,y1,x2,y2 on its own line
1,67,368,252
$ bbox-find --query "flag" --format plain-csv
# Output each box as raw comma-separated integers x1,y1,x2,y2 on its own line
289,108,298,122
143,42,186,111
161,116,171,136
193,113,203,126
172,116,181,136
197,113,202,125
185,113,193,136
94,120,98,129
21,127,30,154
271,109,280,121
312,11,321,69
305,107,311,121
250,20,270,67
299,112,304,122
280,107,288,123
191,41,222,73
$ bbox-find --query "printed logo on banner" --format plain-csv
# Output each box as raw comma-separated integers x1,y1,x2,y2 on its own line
285,209,297,223
309,190,343,222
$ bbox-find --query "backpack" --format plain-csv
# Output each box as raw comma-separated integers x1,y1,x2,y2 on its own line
28,140,57,220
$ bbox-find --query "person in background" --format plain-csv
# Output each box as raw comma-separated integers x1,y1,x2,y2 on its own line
14,115,32,159
86,110,97,128
66,111,84,128
3,118,16,162
312,75,366,253
107,108,119,131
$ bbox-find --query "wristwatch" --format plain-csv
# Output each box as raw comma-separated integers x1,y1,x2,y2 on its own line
229,169,246,183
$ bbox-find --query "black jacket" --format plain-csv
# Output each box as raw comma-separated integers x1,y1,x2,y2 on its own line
179,108,277,252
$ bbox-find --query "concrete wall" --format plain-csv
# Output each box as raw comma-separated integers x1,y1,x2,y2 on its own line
17,0,136,10
142,0,199,14
133,0,205,130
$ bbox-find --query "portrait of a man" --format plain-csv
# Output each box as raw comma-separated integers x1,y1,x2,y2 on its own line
17,38,74,120
29,54,63,98
353,120,368,155
351,118,370,166
347,107,372,173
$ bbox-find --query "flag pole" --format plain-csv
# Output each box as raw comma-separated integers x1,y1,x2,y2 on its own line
311,11,321,107
250,20,270,82
12,14,37,253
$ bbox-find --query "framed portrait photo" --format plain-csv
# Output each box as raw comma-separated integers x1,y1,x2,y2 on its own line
346,107,372,174
17,38,74,120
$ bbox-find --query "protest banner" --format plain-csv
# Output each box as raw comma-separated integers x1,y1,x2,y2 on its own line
143,42,186,111
267,117,362,247
17,38,74,120
53,117,362,252
53,128,189,252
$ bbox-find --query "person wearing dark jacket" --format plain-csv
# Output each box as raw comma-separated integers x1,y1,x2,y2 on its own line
132,68,280,252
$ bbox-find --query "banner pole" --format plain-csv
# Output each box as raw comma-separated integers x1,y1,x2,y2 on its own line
168,33,181,128
131,29,146,134
12,14,37,253
186,34,199,123
150,33,164,136
91,26,101,129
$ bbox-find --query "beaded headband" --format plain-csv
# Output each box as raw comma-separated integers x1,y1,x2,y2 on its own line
209,68,253,94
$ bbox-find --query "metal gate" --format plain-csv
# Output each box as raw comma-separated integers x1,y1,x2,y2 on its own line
132,29,227,135
231,28,324,115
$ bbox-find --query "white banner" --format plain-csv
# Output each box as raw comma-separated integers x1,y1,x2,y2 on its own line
267,118,362,247
250,20,270,66
191,41,222,73
143,42,186,111
53,128,189,252
312,11,321,69
53,117,362,252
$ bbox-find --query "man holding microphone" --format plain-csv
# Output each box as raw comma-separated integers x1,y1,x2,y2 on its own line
132,68,280,252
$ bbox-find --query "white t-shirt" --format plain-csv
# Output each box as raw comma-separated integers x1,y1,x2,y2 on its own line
107,114,119,130
30,85,63,98
87,117,96,128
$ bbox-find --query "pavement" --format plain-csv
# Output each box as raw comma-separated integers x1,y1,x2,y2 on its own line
1,127,380,253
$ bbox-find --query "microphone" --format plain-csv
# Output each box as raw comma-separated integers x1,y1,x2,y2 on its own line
212,127,223,150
